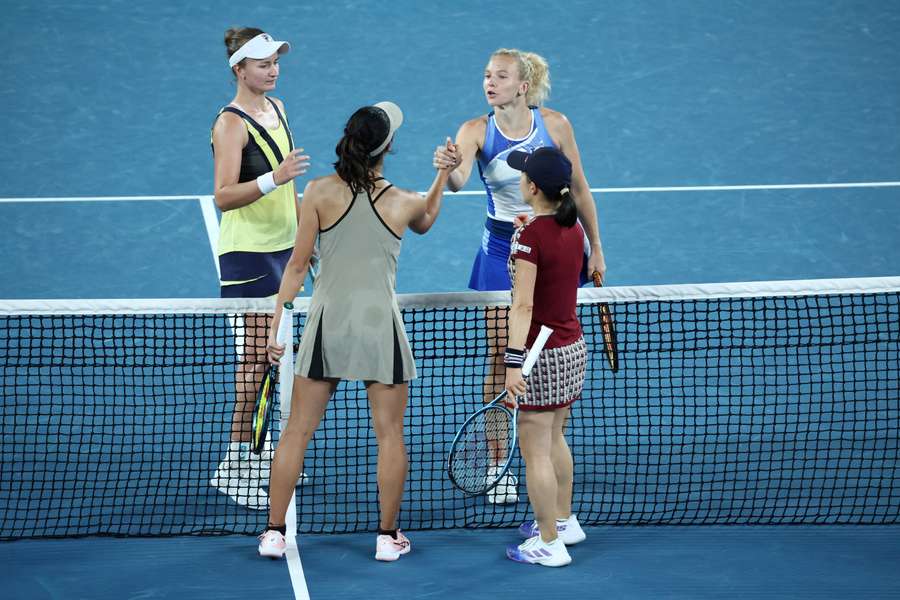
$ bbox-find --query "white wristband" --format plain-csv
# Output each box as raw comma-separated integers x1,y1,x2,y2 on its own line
256,172,278,195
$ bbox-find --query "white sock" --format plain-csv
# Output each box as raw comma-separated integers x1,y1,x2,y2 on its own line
226,441,250,463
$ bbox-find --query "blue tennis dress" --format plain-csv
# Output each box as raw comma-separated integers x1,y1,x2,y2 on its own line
470,108,557,291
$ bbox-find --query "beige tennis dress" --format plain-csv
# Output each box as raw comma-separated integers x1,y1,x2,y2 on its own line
294,183,417,384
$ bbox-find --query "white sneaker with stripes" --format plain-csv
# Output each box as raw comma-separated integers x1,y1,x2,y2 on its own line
506,535,571,567
518,514,586,545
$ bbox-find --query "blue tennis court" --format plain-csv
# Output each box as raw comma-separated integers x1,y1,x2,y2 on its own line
2,1,899,599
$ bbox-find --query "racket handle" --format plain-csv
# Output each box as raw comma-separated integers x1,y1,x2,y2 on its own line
592,270,602,288
277,303,295,418
276,302,293,345
522,325,554,376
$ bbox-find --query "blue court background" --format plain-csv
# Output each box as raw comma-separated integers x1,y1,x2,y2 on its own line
1,0,899,298
1,1,899,599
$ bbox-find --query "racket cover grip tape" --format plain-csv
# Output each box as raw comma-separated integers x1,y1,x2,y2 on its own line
521,325,553,376
277,302,294,419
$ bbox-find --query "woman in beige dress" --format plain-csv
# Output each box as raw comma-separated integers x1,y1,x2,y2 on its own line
257,101,451,562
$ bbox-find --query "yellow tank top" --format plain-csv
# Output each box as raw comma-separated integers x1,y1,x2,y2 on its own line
214,101,298,255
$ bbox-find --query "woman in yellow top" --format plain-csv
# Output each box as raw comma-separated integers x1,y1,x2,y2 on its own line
209,27,310,509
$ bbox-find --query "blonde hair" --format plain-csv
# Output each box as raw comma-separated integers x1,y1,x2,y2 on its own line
490,48,551,106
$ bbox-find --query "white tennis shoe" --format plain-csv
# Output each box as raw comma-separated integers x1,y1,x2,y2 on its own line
518,514,586,545
210,459,269,510
258,529,287,559
506,535,571,567
247,440,272,482
375,530,411,561
486,465,518,504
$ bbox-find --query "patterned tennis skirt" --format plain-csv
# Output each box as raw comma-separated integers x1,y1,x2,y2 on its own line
520,337,588,411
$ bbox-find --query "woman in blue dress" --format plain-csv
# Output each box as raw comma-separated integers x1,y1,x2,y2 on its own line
433,48,607,503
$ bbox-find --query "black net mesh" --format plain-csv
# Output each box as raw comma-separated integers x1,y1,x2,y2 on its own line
1,286,898,539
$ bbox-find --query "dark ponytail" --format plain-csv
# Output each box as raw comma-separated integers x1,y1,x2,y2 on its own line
333,106,391,195
554,189,578,227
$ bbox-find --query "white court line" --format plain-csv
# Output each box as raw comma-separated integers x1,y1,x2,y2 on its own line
285,536,311,600
278,311,307,599
592,181,900,193
284,494,308,600
445,181,900,194
0,195,203,203
198,195,221,279
1,180,899,203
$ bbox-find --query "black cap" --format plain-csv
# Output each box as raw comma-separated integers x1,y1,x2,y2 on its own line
506,147,572,196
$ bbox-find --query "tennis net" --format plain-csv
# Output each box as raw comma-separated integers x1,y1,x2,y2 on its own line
1,276,898,539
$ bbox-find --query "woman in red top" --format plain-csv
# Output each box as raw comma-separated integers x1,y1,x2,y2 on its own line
503,147,589,567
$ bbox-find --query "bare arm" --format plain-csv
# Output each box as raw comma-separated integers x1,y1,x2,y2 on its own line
212,109,310,212
507,260,536,350
266,181,319,361
408,167,451,234
434,119,484,192
504,260,536,400
548,110,607,281
212,113,260,211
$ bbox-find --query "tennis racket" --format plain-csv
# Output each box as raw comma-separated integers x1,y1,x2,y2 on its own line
308,248,319,288
592,271,619,372
251,302,293,455
447,325,554,495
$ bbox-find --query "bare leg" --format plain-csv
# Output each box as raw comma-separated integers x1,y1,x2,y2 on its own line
231,314,269,442
367,382,409,531
484,306,508,463
517,409,557,542
267,376,337,527
550,407,574,519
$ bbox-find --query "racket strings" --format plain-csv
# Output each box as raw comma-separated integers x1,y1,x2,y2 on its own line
449,406,514,494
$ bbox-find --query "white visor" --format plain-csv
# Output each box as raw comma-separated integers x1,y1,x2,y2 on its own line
229,33,291,68
369,101,404,157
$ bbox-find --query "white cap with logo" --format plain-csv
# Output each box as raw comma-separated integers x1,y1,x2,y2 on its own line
229,33,291,68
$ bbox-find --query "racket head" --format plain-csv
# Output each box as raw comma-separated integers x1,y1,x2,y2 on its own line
251,365,277,455
447,396,517,495
592,270,620,372
599,304,619,372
